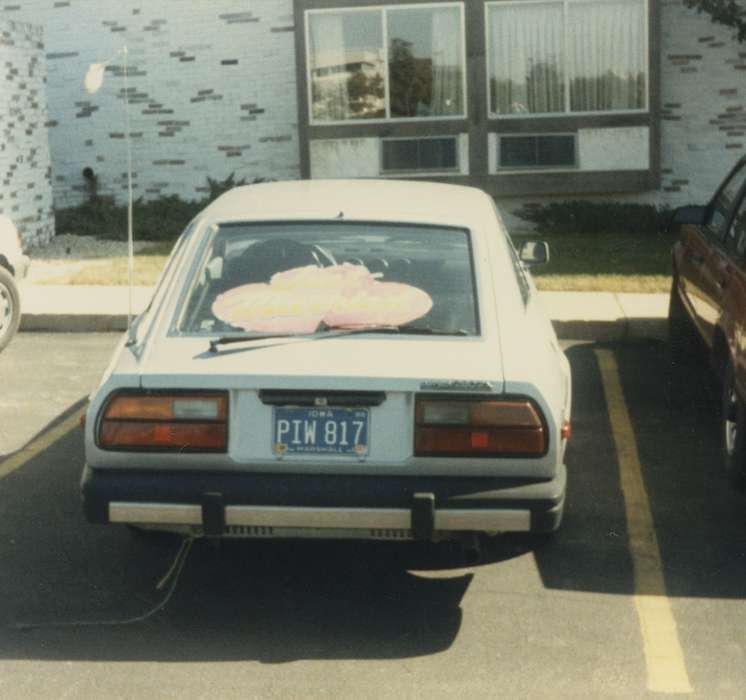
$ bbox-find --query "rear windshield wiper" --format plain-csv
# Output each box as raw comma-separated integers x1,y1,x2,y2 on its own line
209,325,469,353
393,325,470,336
209,327,394,353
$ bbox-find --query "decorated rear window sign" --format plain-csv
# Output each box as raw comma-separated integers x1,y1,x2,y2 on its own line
212,263,433,333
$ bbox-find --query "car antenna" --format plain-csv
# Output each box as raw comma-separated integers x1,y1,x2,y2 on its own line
85,45,136,346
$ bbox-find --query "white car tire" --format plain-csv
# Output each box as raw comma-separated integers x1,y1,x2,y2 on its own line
0,266,20,353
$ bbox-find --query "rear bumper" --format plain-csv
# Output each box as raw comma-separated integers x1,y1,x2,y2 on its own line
81,463,566,539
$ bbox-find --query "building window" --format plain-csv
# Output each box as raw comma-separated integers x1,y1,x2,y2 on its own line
306,3,466,123
487,0,647,117
498,134,576,169
381,137,459,173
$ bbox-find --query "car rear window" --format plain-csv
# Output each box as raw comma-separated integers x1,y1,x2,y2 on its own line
175,221,480,336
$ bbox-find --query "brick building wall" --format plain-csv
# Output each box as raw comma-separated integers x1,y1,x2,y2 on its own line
659,0,746,206
2,0,745,219
5,0,298,208
0,20,54,245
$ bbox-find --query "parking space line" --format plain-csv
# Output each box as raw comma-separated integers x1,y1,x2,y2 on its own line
595,349,692,695
0,408,84,479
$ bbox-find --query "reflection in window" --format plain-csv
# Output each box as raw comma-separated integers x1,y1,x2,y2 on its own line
178,222,479,335
488,2,564,115
387,7,464,118
712,164,746,239
307,5,464,122
308,11,384,121
381,137,458,172
568,0,646,112
487,0,647,116
734,198,746,257
499,134,575,168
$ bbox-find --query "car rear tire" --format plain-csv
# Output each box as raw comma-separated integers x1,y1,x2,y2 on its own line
0,266,20,354
668,276,697,366
722,358,746,492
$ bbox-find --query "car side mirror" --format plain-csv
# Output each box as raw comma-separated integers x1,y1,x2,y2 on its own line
671,205,708,227
518,240,550,267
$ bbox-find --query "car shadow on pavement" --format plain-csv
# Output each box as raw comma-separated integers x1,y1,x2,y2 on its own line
0,407,489,664
534,339,746,600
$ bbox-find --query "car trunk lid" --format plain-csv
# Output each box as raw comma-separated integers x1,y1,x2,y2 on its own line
136,335,503,467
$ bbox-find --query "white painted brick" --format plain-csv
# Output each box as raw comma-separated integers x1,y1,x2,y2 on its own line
0,19,54,245
4,0,745,220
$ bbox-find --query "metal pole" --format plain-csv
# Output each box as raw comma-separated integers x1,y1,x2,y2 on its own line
123,44,135,343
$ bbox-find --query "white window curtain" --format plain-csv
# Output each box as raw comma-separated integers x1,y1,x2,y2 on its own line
568,0,646,112
430,7,463,116
309,13,350,121
488,2,565,115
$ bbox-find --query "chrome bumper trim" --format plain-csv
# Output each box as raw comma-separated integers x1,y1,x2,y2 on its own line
110,502,202,525
109,502,532,533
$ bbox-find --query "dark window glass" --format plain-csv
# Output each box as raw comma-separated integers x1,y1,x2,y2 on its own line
387,7,464,118
711,163,746,241
500,135,575,168
382,138,457,172
733,196,746,258
178,222,479,336
307,6,464,122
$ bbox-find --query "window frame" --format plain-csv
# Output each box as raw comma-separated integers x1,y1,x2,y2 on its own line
484,0,650,120
304,2,468,126
171,219,483,338
497,132,578,171
379,135,461,175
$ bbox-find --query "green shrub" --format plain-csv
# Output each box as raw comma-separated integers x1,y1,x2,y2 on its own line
514,200,673,236
55,173,266,241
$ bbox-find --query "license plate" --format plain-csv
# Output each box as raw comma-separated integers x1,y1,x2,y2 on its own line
272,407,370,456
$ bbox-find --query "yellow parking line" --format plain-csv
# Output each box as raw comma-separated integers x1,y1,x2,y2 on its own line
0,408,85,480
596,349,692,694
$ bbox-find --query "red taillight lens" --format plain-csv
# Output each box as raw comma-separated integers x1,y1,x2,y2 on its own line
414,398,546,457
98,393,228,451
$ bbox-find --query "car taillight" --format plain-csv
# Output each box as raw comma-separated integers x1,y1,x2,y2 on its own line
414,398,546,457
98,392,228,451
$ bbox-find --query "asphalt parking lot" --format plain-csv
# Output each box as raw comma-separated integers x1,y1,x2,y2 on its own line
1,333,745,699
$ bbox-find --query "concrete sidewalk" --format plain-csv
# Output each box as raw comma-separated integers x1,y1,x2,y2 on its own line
18,283,669,340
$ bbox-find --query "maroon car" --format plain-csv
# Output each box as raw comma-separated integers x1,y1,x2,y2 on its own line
670,156,746,490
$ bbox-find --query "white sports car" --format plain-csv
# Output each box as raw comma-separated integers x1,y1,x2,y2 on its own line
82,180,571,547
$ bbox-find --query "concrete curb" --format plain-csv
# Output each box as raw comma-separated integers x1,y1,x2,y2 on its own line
551,319,667,342
17,286,670,340
20,314,668,341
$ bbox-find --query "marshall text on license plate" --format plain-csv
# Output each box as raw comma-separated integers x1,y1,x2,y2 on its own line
272,407,370,455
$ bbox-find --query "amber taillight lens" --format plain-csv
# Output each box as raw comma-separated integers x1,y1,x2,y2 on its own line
98,393,228,451
414,398,546,457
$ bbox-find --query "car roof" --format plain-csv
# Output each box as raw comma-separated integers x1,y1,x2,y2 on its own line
199,179,496,228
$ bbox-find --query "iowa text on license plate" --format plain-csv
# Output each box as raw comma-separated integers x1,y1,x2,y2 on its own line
272,407,369,455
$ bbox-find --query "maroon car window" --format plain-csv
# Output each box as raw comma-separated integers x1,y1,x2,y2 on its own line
711,162,746,241
733,196,746,257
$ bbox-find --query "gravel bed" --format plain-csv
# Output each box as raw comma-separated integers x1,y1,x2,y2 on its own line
26,233,152,261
